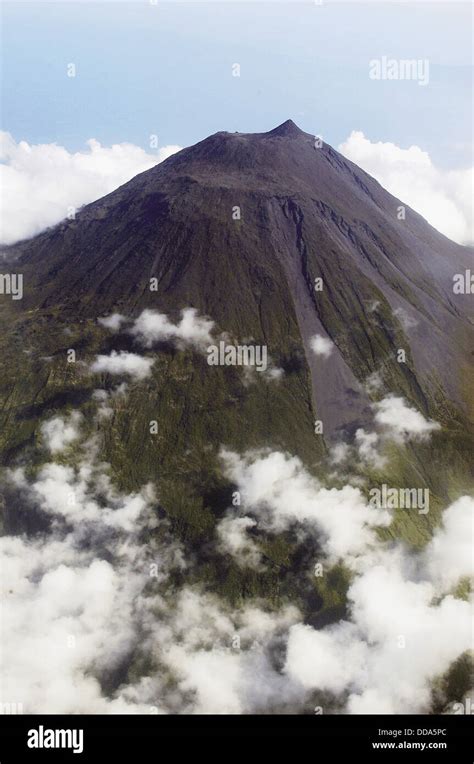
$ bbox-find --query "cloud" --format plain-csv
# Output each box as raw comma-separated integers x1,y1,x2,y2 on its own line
98,313,127,332
218,448,473,714
329,442,351,465
220,449,391,560
373,395,440,442
265,366,284,381
40,411,83,454
355,428,386,469
424,496,474,589
92,384,128,419
310,334,334,358
2,435,303,714
100,308,283,381
130,308,215,349
216,515,263,570
338,131,473,245
0,132,181,245
90,350,154,380
2,438,185,713
285,552,472,713
364,370,384,394
20,465,154,534
1,391,470,714
329,396,441,469
152,587,301,714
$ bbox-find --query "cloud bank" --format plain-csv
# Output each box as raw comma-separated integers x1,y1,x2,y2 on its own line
339,131,473,245
0,133,181,245
1,399,471,715
219,449,473,713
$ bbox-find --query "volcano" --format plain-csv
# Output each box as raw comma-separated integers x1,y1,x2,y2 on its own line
1,120,473,543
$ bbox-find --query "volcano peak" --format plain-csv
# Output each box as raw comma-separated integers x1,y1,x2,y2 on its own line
266,119,306,138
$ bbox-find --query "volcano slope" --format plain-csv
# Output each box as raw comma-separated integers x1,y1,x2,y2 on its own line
0,120,473,623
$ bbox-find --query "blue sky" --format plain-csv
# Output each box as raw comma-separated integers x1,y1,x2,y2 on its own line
1,1,472,168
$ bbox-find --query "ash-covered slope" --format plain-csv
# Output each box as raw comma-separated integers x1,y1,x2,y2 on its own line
1,121,473,532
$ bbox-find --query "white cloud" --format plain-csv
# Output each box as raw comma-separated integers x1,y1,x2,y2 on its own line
220,449,391,560
329,442,351,465
338,130,473,245
130,308,215,349
90,350,154,380
310,334,334,358
2,446,303,714
355,427,386,469
98,313,127,332
266,366,284,381
2,439,184,713
151,587,301,714
365,370,384,394
424,496,474,589
219,448,473,714
2,394,471,715
373,395,441,442
92,384,128,419
27,464,153,533
328,395,441,470
40,411,83,454
0,132,181,245
100,309,284,384
285,552,472,714
285,622,365,695
216,515,263,570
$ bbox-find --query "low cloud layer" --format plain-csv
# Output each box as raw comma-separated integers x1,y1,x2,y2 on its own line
219,448,473,713
2,423,183,712
339,131,473,245
1,403,471,715
0,132,181,245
